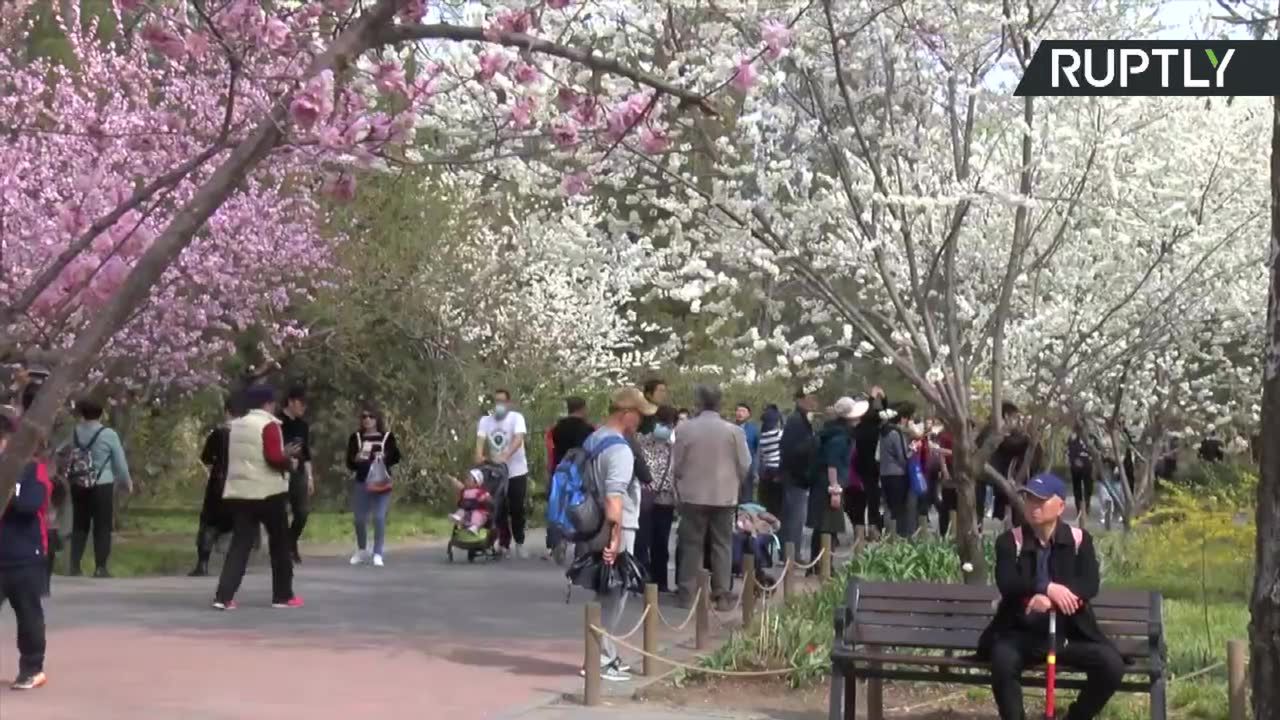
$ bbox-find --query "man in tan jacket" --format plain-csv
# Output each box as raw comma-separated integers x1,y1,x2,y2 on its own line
671,385,752,610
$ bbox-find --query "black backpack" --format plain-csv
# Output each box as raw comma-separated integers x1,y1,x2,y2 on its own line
56,427,106,489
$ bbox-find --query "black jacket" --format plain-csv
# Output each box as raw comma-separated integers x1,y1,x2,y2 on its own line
978,521,1114,659
779,406,815,487
550,416,595,468
852,396,887,483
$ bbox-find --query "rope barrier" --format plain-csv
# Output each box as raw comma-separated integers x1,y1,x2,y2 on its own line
1171,661,1225,684
611,604,651,642
654,588,703,631
589,625,795,678
754,562,789,593
791,547,827,571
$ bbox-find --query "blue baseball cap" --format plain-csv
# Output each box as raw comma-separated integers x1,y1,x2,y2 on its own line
1021,472,1067,501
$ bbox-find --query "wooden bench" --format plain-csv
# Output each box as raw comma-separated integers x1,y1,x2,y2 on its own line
828,579,1167,720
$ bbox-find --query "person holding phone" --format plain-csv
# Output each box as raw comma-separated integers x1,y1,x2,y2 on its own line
277,387,313,565
346,406,400,567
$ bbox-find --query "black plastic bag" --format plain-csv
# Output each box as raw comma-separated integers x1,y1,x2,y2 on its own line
565,550,648,595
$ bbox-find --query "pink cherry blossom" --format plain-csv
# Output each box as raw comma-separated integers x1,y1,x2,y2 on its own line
397,0,428,23
186,32,210,59
551,118,580,148
555,87,579,112
477,52,510,82
263,18,290,49
140,23,187,60
561,170,592,197
760,19,791,61
731,57,758,92
374,61,407,96
514,63,540,85
638,126,671,154
509,97,536,129
546,0,573,8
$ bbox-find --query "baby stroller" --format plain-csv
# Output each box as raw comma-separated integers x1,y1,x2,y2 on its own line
446,462,509,563
732,502,781,588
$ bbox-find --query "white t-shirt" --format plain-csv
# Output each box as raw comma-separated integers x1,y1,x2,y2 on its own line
477,411,529,477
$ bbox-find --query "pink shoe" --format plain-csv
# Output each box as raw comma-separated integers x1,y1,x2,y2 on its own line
272,596,305,609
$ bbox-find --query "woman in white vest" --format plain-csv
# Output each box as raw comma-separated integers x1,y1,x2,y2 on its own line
345,406,400,567
213,385,303,610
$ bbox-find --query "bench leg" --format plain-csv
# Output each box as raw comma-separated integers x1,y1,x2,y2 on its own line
829,670,858,720
1150,676,1167,720
867,673,883,720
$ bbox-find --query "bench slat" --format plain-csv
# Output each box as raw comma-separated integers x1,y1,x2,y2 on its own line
852,626,1152,658
854,581,1154,609
854,611,1151,637
855,597,1155,623
834,649,1156,676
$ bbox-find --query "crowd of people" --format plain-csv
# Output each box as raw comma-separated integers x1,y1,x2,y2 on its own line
0,369,1220,718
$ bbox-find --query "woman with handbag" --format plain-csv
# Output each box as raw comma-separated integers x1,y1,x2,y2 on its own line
346,406,400,568
635,406,678,593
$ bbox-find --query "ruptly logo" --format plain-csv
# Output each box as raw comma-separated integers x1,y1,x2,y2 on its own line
1015,41,1280,96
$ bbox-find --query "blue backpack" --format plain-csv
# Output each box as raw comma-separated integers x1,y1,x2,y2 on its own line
547,435,629,542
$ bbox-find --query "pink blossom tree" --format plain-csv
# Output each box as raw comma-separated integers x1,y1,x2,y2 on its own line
0,0,728,497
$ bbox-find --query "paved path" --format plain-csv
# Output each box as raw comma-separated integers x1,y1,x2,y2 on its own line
0,534,658,720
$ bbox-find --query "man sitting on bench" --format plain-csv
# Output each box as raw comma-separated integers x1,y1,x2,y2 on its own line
978,472,1125,720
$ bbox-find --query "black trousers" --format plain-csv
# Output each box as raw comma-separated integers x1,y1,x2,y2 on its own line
287,471,310,556
215,495,294,604
0,563,46,675
989,631,1125,720
635,504,675,591
70,484,114,572
758,469,785,522
938,488,959,537
1071,464,1094,515
497,473,528,548
882,475,916,537
844,479,884,531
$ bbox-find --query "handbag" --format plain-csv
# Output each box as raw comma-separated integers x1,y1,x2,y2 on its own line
364,433,393,493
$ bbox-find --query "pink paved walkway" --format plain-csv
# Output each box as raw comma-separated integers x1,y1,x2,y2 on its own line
0,540,621,720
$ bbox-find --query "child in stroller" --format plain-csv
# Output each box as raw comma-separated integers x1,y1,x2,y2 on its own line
446,462,508,563
449,468,492,533
732,502,781,587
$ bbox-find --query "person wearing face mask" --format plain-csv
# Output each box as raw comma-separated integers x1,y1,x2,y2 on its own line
475,389,529,559
634,406,678,593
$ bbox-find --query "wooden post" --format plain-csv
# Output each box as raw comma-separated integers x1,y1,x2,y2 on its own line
583,602,601,706
783,541,798,600
820,534,833,581
742,553,756,626
696,569,712,650
1228,639,1247,720
643,584,659,677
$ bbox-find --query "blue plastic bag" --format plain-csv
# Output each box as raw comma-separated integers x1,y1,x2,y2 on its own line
908,454,928,498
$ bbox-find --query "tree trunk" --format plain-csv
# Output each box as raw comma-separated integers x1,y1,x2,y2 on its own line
952,427,988,584
1250,90,1280,720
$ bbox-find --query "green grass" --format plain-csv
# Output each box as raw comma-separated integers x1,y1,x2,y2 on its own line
61,505,452,578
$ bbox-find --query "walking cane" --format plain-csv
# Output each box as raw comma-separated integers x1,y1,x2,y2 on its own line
1045,610,1058,720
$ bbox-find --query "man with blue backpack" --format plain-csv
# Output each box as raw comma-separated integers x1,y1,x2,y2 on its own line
550,386,656,682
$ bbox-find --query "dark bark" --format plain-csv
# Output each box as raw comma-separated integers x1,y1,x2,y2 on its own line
1250,91,1280,720
950,429,987,584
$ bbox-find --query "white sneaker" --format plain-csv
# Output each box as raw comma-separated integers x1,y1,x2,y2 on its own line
515,543,526,560
372,554,385,567
350,550,368,565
